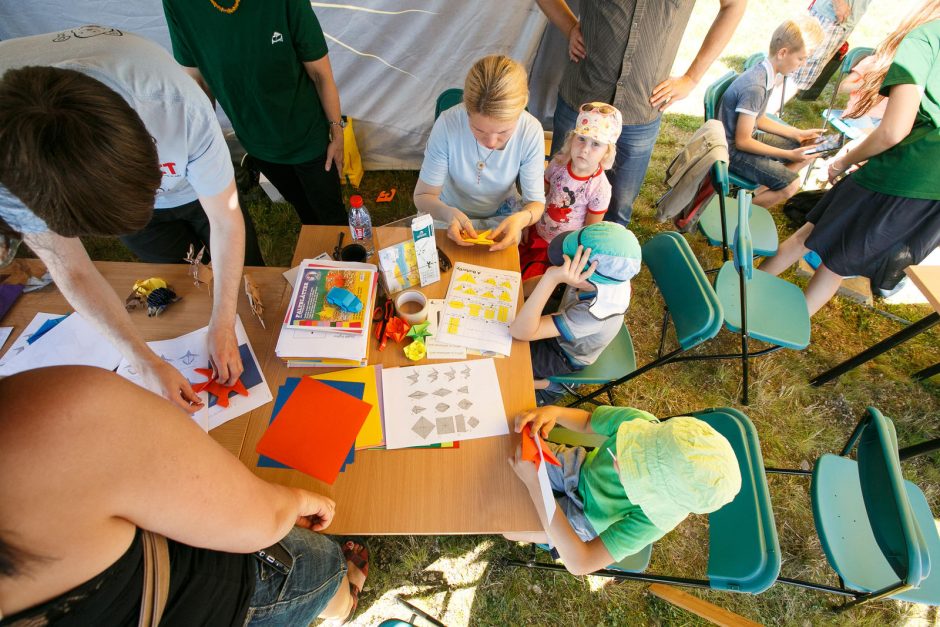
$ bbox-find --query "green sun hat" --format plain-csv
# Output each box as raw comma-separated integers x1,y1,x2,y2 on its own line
546,222,641,318
614,416,742,531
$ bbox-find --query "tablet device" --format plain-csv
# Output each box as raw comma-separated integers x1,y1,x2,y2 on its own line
804,133,844,157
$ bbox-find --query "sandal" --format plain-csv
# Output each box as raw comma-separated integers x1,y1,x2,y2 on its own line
327,541,368,626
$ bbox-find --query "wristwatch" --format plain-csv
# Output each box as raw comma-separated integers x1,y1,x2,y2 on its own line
329,119,347,129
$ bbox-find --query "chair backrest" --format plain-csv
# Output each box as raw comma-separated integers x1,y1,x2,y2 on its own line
435,88,464,120
841,46,875,75
710,161,730,197
731,190,754,281
743,52,766,70
642,232,723,350
856,407,931,586
693,408,781,594
703,71,738,121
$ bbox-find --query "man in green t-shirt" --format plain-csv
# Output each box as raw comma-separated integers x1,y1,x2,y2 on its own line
163,0,347,226
506,404,740,573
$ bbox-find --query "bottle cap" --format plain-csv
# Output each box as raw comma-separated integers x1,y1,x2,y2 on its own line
350,195,363,208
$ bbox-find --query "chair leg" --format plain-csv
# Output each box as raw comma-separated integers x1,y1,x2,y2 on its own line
912,361,940,381
738,269,750,405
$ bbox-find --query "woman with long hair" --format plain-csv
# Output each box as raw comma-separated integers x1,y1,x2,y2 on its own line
761,0,940,315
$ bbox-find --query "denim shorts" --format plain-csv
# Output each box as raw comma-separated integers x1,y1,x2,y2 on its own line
243,528,346,626
544,442,599,542
729,132,800,191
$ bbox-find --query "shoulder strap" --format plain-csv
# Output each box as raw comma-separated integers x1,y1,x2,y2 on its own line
139,531,170,627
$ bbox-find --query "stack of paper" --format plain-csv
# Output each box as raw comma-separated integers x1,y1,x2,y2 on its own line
0,312,123,376
256,377,372,484
275,259,378,367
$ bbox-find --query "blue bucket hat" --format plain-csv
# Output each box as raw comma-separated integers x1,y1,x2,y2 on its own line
547,222,642,318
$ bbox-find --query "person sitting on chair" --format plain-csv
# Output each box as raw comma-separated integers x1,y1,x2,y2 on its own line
506,404,741,575
0,366,368,625
510,222,640,406
719,19,826,208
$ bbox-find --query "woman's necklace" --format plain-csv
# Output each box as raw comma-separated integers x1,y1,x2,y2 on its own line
475,144,496,185
209,0,240,14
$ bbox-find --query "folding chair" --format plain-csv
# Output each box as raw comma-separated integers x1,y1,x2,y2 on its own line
507,407,781,595
434,88,463,120
710,190,810,404
769,407,940,609
820,47,875,131
548,232,723,407
698,161,779,262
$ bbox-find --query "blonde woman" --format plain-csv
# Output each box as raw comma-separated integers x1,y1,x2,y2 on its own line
414,55,546,251
761,1,940,315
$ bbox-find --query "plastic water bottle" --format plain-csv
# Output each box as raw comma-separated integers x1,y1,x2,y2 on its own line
348,195,374,256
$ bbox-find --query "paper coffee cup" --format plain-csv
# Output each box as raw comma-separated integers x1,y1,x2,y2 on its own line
395,290,428,325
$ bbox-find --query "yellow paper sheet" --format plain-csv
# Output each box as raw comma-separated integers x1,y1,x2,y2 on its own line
312,366,384,449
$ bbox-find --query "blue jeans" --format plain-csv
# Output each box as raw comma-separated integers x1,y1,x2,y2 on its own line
244,528,347,626
551,95,662,225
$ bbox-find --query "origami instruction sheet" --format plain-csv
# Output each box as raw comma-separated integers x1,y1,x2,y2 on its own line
435,262,519,356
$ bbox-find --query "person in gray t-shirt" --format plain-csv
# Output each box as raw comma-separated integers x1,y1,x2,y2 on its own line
510,222,640,406
0,27,258,413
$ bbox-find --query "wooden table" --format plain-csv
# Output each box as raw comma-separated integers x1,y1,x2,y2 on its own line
810,265,940,387
238,226,541,535
0,260,290,454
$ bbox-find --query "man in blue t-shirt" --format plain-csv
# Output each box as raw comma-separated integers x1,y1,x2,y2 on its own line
0,27,261,412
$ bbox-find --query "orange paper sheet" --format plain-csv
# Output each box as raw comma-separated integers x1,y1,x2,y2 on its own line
256,378,371,484
521,424,561,469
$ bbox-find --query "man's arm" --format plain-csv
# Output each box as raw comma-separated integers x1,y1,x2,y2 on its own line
534,0,586,62
181,65,215,107
23,232,203,412
650,0,747,110
303,56,344,174
199,179,246,386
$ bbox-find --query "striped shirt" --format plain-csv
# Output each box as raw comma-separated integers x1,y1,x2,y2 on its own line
558,0,696,126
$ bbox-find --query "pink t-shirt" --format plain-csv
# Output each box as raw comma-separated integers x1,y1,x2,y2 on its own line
536,161,611,242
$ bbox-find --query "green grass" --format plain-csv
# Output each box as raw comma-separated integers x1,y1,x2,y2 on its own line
19,2,940,623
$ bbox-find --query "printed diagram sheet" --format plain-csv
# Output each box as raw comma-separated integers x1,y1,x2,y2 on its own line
117,316,272,431
381,358,508,449
435,262,520,356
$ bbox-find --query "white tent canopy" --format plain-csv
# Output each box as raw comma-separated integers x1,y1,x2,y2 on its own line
0,0,569,170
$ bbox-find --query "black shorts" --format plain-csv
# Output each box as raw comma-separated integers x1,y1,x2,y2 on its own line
530,337,582,380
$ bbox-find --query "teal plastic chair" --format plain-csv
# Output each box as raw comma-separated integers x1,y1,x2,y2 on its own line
509,408,781,594
703,72,759,192
434,88,463,120
698,161,779,261
548,232,723,407
821,47,874,130
713,190,810,404
769,407,940,609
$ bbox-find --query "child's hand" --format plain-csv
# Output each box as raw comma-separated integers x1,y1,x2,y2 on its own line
508,443,538,485
796,128,825,145
544,245,596,287
785,146,814,165
515,406,561,439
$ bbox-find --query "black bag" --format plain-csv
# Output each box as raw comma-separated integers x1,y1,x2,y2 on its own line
782,189,827,228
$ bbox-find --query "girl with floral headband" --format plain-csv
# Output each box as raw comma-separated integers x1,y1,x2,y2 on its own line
520,102,622,291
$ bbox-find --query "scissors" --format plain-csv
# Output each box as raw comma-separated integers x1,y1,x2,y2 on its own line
332,232,345,261
437,247,453,272
372,292,395,350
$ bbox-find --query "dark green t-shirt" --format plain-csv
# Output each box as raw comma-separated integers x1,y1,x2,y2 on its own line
854,20,940,199
163,0,330,163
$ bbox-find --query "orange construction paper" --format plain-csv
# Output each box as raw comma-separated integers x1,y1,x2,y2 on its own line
192,367,249,408
256,378,371,484
521,424,561,469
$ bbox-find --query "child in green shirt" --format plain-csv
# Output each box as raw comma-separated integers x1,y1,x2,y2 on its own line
506,404,741,575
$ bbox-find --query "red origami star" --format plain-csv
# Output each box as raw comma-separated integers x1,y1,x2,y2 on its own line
192,367,249,408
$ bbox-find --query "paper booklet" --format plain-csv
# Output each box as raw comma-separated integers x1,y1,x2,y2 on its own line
283,259,376,333
434,262,520,356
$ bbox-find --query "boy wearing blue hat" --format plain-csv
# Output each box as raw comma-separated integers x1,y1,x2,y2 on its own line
506,404,741,575
509,222,641,405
